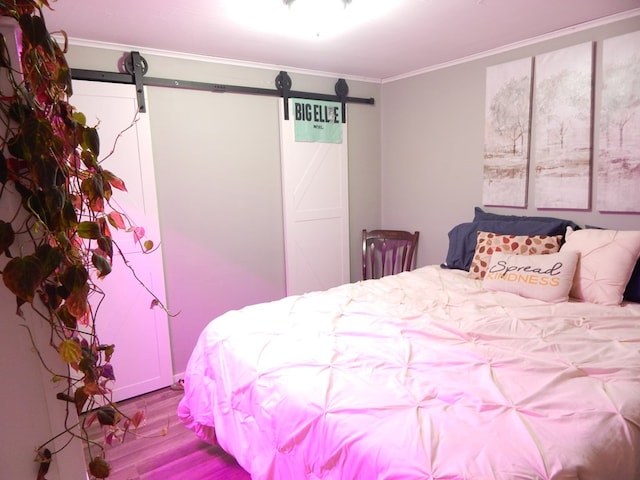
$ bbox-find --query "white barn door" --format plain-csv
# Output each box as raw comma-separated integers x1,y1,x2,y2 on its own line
70,81,173,401
279,99,350,296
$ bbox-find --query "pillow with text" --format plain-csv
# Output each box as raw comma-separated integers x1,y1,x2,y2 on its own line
483,250,579,303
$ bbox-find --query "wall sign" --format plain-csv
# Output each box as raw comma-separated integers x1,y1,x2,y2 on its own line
293,98,342,143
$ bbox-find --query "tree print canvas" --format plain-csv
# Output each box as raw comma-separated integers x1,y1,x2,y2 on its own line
597,30,640,213
533,42,593,210
483,57,532,207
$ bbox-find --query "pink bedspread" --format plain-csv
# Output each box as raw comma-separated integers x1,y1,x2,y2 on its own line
178,266,640,479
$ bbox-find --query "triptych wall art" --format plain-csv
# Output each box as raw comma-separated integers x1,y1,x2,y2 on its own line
483,30,640,213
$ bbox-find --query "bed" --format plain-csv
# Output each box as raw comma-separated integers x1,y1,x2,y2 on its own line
178,216,640,480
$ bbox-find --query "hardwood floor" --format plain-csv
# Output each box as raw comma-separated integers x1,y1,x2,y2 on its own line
83,387,251,480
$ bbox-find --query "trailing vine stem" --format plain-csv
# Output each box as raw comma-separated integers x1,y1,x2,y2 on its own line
0,1,170,478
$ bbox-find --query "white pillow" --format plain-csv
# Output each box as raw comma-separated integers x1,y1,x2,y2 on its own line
483,250,579,303
560,227,640,305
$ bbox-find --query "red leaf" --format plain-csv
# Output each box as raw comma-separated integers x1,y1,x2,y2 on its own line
132,226,145,245
65,284,89,319
130,409,146,429
2,255,42,302
103,169,127,192
89,456,111,479
107,211,126,230
101,363,116,382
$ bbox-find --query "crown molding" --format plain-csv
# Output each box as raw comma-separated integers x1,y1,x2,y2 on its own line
381,8,640,83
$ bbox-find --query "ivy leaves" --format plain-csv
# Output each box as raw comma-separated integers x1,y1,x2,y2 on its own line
0,4,165,478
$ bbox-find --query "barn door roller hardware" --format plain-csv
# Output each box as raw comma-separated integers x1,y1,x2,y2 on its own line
125,51,147,113
71,52,375,121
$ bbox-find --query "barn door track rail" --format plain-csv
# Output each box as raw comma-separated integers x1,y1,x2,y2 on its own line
70,51,375,122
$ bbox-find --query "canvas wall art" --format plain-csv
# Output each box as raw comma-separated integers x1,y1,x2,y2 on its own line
597,30,640,213
533,42,593,210
483,57,532,207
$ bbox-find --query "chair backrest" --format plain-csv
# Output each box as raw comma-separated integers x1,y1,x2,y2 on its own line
362,229,419,280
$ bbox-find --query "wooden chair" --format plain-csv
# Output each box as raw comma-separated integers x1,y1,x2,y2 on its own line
362,229,419,280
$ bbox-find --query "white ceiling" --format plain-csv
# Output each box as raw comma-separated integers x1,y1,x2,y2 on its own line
43,0,640,82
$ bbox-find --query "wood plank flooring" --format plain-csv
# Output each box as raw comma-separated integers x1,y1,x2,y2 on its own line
83,387,251,480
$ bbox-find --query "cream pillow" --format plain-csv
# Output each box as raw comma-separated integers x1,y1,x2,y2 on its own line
470,231,563,279
483,250,579,303
560,227,640,305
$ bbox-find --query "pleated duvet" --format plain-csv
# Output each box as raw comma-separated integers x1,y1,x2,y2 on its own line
179,266,640,479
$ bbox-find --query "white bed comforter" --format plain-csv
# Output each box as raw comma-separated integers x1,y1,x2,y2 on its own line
178,266,640,480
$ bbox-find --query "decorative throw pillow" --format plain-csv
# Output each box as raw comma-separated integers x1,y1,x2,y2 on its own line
483,250,579,303
443,220,568,271
469,231,563,279
560,227,640,305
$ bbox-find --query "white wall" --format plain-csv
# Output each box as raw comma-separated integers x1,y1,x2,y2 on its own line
381,14,640,267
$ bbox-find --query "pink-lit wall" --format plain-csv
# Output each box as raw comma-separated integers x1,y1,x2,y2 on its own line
59,13,639,382
61,44,383,375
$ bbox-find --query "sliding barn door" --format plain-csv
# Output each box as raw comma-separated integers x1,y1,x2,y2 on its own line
70,81,173,401
279,99,350,296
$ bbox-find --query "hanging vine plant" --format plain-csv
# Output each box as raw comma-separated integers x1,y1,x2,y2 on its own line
0,1,165,478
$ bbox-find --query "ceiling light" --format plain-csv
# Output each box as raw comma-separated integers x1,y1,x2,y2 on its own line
282,0,352,37
282,0,352,7
225,0,400,40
